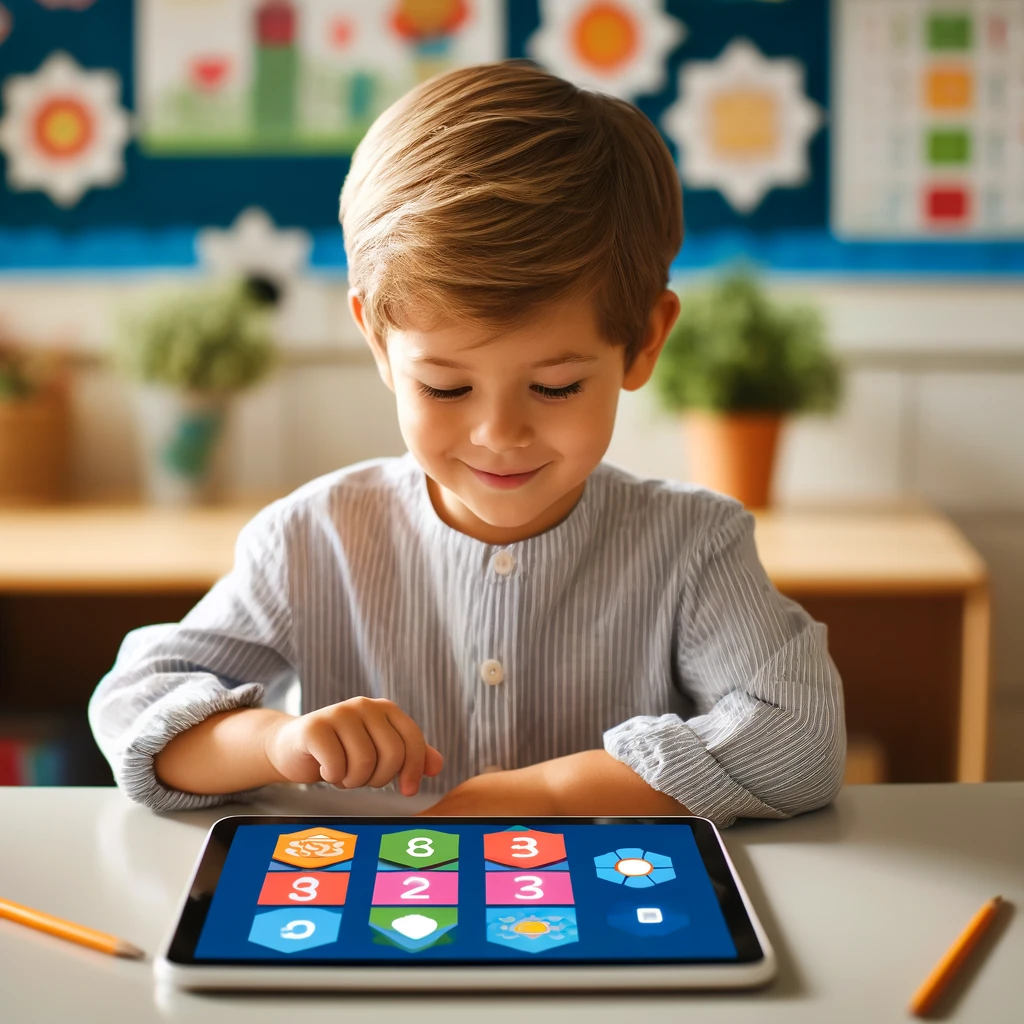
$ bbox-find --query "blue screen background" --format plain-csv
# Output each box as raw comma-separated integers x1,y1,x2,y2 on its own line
194,822,738,963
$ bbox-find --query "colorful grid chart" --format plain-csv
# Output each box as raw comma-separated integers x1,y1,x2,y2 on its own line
248,827,354,953
369,829,460,953
484,826,578,954
833,0,1024,236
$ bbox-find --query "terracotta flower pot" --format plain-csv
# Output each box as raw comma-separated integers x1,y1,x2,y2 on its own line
0,388,71,505
682,411,784,509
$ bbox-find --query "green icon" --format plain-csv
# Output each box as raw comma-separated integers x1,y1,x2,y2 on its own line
369,908,458,952
378,829,459,869
928,14,972,51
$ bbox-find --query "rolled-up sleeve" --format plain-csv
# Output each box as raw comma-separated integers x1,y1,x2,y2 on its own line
604,505,846,828
88,503,296,812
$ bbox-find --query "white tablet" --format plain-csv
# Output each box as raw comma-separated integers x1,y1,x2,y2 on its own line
155,815,776,991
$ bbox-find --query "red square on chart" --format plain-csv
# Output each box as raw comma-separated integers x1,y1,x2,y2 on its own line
926,186,969,222
258,870,349,905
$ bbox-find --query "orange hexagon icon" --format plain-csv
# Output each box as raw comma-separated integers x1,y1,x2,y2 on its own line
272,827,357,868
484,828,566,869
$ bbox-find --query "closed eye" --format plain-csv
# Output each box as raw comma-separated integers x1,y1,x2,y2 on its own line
417,382,584,401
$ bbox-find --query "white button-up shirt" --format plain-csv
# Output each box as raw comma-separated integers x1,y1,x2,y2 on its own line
89,452,846,827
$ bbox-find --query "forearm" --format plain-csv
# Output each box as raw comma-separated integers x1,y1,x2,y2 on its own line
154,707,292,795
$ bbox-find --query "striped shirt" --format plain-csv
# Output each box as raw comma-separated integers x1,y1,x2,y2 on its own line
88,452,846,827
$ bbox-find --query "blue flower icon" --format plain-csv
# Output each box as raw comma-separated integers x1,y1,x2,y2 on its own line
594,847,675,888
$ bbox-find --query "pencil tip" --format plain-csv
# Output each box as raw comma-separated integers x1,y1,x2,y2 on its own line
116,941,146,960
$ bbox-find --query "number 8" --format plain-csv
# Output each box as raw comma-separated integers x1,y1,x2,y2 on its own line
407,837,434,857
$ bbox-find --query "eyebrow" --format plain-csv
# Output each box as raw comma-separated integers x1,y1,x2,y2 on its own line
411,352,599,370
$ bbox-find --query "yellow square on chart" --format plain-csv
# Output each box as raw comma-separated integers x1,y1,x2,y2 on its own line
926,68,973,110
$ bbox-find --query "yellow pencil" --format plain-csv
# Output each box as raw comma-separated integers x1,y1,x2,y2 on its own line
908,896,1003,1017
0,895,144,959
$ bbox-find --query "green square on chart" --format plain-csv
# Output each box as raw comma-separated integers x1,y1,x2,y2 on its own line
928,128,971,165
928,13,972,50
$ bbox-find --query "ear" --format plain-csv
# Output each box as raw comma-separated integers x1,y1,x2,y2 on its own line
622,289,681,392
348,288,394,392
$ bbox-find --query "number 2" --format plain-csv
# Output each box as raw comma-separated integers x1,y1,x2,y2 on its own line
401,876,431,899
288,876,320,902
513,875,544,900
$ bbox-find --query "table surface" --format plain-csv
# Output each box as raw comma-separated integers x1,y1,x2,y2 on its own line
0,784,1021,1023
0,503,987,594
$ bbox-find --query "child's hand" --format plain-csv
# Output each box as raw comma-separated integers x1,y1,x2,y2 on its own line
264,697,443,796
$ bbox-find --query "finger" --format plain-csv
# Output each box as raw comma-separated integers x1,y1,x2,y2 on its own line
380,706,427,795
362,713,408,789
424,745,445,778
333,714,378,789
302,721,347,787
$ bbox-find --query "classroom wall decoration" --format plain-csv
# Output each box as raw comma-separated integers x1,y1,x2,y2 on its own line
197,206,312,283
833,0,1024,239
662,38,822,213
135,0,505,156
526,0,686,101
1,0,1023,275
0,51,130,207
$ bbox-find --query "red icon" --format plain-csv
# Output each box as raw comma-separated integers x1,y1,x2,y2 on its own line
484,828,566,869
257,871,349,906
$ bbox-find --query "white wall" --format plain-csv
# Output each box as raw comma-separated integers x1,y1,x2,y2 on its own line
3,273,1023,778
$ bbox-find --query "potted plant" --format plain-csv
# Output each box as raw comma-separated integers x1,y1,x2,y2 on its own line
652,270,842,508
0,341,70,505
112,277,276,505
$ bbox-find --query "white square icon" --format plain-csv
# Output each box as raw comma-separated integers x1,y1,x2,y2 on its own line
636,908,663,924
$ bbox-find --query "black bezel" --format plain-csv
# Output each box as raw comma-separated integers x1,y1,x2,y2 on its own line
167,815,766,967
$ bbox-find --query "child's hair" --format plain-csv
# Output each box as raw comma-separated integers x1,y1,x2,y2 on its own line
339,60,683,371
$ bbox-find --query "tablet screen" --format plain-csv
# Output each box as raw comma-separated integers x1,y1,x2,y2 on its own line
173,818,763,966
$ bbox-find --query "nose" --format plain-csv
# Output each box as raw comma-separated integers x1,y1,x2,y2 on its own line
469,395,534,453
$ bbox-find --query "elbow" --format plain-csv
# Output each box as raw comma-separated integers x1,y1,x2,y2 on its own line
774,711,847,818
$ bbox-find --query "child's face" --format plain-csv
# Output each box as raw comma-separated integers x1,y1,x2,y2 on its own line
350,290,678,544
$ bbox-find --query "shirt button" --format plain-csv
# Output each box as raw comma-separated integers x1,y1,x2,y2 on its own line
481,764,503,774
480,659,504,686
493,550,515,576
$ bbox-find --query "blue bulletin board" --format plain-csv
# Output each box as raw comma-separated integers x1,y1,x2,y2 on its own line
0,0,1022,275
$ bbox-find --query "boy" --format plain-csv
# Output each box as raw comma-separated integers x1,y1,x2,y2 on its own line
89,62,845,827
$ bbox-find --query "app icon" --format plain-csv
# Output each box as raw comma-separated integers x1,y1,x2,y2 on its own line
484,827,566,869
258,870,349,906
248,908,341,953
485,870,574,906
371,870,459,905
368,908,458,952
272,828,356,869
594,847,675,887
485,908,579,954
606,902,689,937
378,829,459,870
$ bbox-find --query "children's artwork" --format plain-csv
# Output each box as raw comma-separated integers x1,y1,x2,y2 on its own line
661,39,822,213
196,207,312,286
134,0,505,155
526,0,685,101
833,0,1024,238
0,51,130,208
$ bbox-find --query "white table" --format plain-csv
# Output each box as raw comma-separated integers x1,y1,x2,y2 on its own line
1,784,1021,1023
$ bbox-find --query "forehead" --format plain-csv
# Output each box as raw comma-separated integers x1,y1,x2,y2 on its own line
394,293,611,369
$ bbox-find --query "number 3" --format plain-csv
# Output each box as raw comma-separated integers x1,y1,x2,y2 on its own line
511,837,538,859
289,876,320,902
513,875,544,900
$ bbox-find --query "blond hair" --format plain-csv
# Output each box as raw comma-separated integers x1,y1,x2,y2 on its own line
340,61,683,369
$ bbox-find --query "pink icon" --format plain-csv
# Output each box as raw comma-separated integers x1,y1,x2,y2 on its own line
371,871,459,905
486,871,575,906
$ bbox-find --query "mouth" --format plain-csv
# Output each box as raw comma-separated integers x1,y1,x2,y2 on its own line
467,463,545,489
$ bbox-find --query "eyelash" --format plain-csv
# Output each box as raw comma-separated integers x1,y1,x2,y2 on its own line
417,381,584,401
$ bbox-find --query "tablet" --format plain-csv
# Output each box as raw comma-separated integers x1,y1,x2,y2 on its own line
155,815,775,991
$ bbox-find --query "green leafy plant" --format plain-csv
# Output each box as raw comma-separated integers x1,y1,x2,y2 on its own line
653,270,842,415
112,278,275,393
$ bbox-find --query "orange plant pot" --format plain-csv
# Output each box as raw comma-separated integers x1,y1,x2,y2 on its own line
0,389,71,505
682,411,784,509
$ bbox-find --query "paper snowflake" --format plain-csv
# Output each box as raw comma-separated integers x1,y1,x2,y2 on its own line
527,0,686,100
197,207,312,289
0,51,130,207
662,39,822,213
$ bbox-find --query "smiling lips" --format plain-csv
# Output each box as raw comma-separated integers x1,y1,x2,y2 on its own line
468,464,544,489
